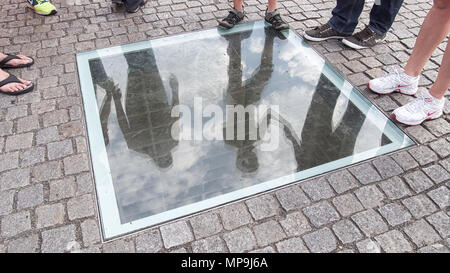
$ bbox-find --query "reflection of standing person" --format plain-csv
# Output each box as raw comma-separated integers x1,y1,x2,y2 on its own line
222,27,279,173
90,49,180,169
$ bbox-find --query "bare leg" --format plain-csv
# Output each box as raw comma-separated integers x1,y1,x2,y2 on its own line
233,0,243,11
268,0,277,11
404,0,450,77
429,41,450,99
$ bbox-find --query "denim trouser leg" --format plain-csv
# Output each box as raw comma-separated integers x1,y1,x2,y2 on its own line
368,0,404,35
328,0,365,35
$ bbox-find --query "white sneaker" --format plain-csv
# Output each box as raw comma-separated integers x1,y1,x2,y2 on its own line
368,68,419,95
392,91,445,126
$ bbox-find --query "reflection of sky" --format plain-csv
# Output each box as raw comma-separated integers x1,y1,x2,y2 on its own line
92,25,390,223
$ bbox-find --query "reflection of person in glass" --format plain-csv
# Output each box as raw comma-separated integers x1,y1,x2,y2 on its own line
90,49,180,169
222,27,281,173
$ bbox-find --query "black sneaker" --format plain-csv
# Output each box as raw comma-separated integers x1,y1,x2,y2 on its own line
125,0,147,13
304,23,349,42
219,9,245,29
265,10,289,31
342,26,386,49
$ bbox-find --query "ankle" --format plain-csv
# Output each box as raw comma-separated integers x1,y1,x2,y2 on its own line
403,67,420,78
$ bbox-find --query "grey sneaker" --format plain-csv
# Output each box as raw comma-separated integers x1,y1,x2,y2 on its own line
342,26,386,49
304,23,349,42
265,10,289,31
219,9,245,29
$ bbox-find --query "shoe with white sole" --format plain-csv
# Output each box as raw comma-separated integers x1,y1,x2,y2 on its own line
368,68,419,96
392,91,445,126
304,23,350,42
342,26,385,50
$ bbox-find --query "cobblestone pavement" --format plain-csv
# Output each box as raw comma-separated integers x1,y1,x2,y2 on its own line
0,0,449,253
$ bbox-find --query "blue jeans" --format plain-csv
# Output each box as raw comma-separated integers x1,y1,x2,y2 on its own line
328,0,404,35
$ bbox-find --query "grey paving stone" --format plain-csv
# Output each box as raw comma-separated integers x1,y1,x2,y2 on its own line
408,146,439,165
402,194,438,219
32,161,63,182
403,170,434,193
1,211,31,238
219,202,252,231
379,176,412,200
223,227,257,253
102,239,136,253
41,225,77,253
418,244,450,253
404,219,441,248
17,115,39,133
36,203,66,228
275,185,310,211
169,247,187,253
135,230,163,253
391,151,419,171
67,194,95,220
427,186,450,209
17,183,44,209
5,105,27,121
423,165,450,184
303,228,337,253
20,147,45,167
423,118,450,137
76,173,94,196
81,219,101,247
0,121,13,137
354,185,385,209
348,163,381,184
378,203,412,226
64,154,90,175
280,211,312,237
0,244,5,253
356,239,382,253
36,126,59,145
0,151,19,173
332,193,364,217
429,138,450,158
7,234,39,253
426,212,450,238
191,235,227,253
327,170,359,194
375,230,413,253
276,237,309,253
49,177,77,201
250,246,276,253
42,109,69,127
0,167,30,191
253,220,286,247
47,139,74,160
190,212,223,239
160,221,194,249
332,219,363,244
0,190,14,216
300,177,335,201
302,201,340,228
5,132,33,152
372,156,404,179
245,194,279,221
351,209,388,237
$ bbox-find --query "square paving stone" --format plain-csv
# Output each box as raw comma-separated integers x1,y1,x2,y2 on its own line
408,146,438,166
276,237,309,253
81,219,101,247
403,170,434,193
191,235,227,253
0,190,14,216
17,183,44,209
354,185,385,209
189,212,223,239
302,201,340,228
372,156,404,179
300,177,335,201
332,193,364,217
135,229,163,253
327,170,359,194
378,203,412,226
356,239,381,253
391,151,419,171
351,209,388,237
423,165,450,184
348,163,382,184
245,194,279,221
275,185,310,211
332,219,363,244
426,211,450,238
303,228,337,253
7,234,40,253
249,246,276,253
427,186,450,209
219,202,252,231
41,225,77,253
279,211,312,237
429,138,450,158
402,194,438,219
102,239,135,253
67,194,95,220
160,221,194,249
375,230,413,253
379,176,412,200
1,211,31,238
36,203,66,228
404,219,441,248
223,227,257,253
418,244,450,253
253,220,286,247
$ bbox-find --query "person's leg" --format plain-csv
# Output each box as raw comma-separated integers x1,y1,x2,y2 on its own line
267,0,277,12
368,0,404,35
234,0,243,11
328,0,365,35
429,40,450,99
404,0,450,78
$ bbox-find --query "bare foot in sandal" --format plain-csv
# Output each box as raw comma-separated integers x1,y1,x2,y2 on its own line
0,53,34,69
0,69,34,95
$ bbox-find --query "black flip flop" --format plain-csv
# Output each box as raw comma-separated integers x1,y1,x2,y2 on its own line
0,74,34,96
0,54,35,69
